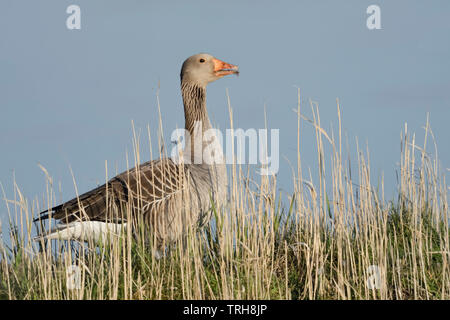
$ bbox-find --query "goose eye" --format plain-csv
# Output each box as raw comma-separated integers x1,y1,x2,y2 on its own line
199,58,205,63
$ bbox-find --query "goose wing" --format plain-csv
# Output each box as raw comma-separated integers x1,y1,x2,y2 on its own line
34,159,186,224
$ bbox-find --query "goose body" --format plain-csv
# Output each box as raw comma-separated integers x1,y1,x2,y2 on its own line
34,53,238,251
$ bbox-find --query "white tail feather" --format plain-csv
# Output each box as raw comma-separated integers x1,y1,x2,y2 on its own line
34,221,127,243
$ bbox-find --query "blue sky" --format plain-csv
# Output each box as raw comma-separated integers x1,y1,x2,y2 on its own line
1,1,449,235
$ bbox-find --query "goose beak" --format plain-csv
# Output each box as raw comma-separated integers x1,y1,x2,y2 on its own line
213,58,239,77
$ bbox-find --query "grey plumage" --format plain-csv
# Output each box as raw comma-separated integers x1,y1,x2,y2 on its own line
34,53,238,248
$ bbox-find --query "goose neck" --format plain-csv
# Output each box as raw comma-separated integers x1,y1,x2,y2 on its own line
181,81,211,134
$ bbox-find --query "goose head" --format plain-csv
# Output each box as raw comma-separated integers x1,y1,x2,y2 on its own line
180,53,239,87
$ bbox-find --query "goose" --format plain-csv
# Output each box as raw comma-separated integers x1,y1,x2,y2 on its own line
34,53,239,255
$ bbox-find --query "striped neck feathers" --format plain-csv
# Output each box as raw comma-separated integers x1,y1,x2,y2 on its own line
181,81,211,134
181,81,224,165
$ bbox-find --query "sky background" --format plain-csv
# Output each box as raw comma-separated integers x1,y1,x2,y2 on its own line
1,1,449,239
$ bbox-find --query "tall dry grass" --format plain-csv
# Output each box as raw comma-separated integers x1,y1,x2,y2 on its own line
0,91,448,299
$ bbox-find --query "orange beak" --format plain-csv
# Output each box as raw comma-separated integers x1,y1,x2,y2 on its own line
213,58,239,77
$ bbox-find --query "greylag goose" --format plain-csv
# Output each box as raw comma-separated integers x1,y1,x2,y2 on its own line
34,53,238,254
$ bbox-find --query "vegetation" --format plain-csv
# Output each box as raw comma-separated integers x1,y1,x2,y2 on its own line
1,93,448,299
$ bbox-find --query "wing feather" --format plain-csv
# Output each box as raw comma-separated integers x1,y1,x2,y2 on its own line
34,159,187,224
